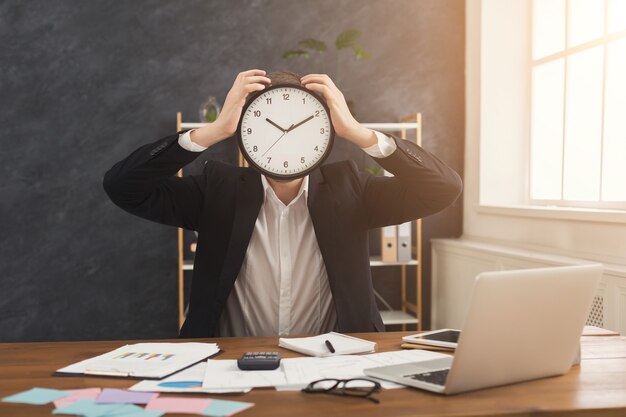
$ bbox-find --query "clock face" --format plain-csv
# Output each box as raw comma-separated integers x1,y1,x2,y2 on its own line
237,84,335,179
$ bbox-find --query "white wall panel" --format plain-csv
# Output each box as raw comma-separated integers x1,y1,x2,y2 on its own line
432,238,624,334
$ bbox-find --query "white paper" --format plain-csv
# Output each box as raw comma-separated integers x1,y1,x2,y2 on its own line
202,349,448,391
281,349,446,390
56,343,220,379
279,332,376,357
130,362,250,394
364,349,444,367
202,359,288,390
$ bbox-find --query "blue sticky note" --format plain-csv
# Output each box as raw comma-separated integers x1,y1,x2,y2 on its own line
105,403,145,416
202,399,255,417
114,410,165,417
52,399,125,417
2,387,70,405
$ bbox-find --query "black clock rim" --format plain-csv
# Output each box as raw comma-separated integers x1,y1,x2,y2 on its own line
236,83,336,180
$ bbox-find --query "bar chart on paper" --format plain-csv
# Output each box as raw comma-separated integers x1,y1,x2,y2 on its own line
113,352,177,361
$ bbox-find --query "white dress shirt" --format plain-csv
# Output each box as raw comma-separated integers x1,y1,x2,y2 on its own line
178,128,397,336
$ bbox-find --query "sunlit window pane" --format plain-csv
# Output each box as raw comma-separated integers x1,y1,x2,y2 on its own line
602,39,626,201
608,0,626,33
530,0,626,207
563,46,604,201
533,0,566,59
568,0,604,47
531,60,565,200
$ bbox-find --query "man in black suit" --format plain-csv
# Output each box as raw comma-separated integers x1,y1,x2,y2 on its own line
103,69,462,338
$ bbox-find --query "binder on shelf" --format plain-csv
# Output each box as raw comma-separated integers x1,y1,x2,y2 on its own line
397,222,412,262
381,225,398,262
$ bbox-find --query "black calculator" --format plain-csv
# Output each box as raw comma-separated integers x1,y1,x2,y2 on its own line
237,352,281,371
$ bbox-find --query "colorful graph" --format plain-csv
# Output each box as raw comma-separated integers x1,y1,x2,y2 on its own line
112,352,176,361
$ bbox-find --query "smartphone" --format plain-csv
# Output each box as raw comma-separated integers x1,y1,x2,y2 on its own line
402,329,461,349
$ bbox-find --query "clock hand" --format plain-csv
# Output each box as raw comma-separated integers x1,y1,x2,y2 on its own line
265,118,289,133
287,115,315,132
261,124,294,157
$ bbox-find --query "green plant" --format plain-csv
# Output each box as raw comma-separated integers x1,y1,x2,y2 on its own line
282,29,370,85
204,110,218,123
365,166,384,176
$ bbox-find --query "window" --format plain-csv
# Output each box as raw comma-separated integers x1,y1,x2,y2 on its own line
530,0,626,209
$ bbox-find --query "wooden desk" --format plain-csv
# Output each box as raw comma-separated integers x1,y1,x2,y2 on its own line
1,331,626,417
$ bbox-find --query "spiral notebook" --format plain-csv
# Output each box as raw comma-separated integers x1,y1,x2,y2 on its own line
279,332,377,357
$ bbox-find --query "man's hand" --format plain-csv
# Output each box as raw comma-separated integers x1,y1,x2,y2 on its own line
301,74,377,149
191,69,271,148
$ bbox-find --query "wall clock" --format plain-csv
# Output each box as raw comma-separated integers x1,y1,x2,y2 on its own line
237,84,335,179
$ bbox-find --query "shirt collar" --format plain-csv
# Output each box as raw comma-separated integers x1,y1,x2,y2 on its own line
261,175,310,205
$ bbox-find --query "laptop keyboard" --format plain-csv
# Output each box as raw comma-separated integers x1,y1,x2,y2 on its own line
405,369,450,386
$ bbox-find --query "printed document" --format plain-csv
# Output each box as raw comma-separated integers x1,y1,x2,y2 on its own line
130,362,250,394
202,349,448,391
56,342,220,379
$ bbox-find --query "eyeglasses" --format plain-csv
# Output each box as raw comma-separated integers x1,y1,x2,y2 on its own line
301,378,381,403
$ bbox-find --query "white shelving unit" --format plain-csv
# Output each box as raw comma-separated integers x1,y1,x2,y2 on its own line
176,112,423,331
370,256,418,267
184,256,417,270
380,310,420,326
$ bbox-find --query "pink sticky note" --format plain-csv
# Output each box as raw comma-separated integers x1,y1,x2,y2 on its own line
53,388,102,408
145,396,212,414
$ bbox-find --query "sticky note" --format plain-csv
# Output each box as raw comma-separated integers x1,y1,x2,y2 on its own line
145,396,212,414
110,410,165,417
103,403,145,416
2,387,70,405
202,399,255,416
52,399,125,417
54,388,102,408
96,388,157,404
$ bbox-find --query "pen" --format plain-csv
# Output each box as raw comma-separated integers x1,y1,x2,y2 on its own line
325,340,335,354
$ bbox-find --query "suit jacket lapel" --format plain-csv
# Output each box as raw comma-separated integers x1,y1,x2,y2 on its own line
307,168,340,294
215,169,264,306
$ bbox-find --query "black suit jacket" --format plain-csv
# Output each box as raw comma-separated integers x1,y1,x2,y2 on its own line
103,132,462,338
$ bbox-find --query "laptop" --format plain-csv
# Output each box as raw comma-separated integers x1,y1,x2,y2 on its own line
364,264,603,394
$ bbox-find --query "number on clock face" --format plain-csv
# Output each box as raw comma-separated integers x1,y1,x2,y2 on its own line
239,86,332,177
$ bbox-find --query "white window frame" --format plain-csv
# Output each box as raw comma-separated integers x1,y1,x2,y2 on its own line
529,0,626,211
